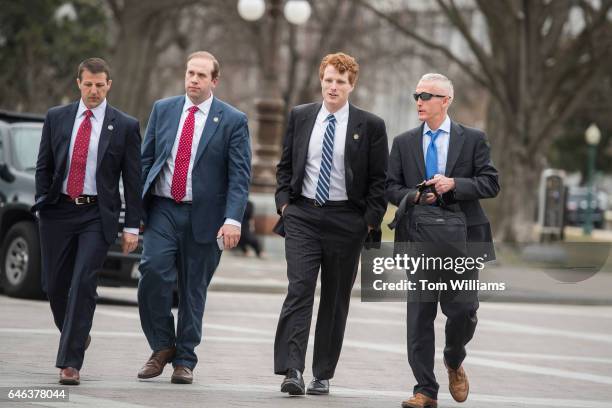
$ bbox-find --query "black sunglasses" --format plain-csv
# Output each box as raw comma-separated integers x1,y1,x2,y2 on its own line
413,92,448,101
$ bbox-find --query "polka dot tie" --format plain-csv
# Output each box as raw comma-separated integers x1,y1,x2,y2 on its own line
66,109,93,199
171,105,199,202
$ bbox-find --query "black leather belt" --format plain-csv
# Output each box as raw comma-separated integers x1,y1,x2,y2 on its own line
298,196,350,208
61,194,98,205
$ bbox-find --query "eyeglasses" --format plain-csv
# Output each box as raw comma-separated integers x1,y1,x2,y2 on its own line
413,92,448,101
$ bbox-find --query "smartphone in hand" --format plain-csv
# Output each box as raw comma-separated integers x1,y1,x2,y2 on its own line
217,235,224,251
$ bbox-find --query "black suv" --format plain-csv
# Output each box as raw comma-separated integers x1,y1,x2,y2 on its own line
0,110,142,298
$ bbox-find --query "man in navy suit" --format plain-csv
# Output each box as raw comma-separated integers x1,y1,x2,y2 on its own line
34,57,142,385
137,51,251,384
386,73,499,408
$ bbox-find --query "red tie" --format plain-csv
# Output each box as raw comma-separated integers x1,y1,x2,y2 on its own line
66,109,93,199
171,106,199,202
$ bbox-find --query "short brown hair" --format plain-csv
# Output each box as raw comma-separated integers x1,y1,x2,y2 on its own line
319,52,359,85
77,57,111,81
187,51,220,80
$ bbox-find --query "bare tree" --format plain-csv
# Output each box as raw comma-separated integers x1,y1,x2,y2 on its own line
357,0,612,241
105,0,216,122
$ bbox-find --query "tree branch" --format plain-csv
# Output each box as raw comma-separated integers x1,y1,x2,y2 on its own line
354,0,490,89
436,0,513,118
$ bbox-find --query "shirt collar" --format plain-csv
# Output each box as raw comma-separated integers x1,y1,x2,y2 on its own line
423,115,451,135
77,98,106,121
184,93,213,115
319,101,349,124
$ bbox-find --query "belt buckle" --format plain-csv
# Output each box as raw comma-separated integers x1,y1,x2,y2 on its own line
314,200,322,208
74,196,86,205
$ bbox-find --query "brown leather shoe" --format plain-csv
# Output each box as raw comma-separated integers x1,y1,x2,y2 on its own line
137,347,176,379
59,367,80,385
171,365,193,384
401,393,437,408
445,359,469,402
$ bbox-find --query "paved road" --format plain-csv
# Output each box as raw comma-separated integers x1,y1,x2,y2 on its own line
1,287,612,407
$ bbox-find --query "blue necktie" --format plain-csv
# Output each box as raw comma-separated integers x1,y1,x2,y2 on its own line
315,114,337,206
425,129,442,180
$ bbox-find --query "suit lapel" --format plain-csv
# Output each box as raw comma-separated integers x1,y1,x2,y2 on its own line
296,103,320,174
57,102,79,171
194,97,223,165
409,123,426,180
344,104,362,190
96,104,115,170
163,96,185,159
444,121,465,176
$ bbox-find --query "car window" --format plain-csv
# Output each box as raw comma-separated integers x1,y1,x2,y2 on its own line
10,124,42,172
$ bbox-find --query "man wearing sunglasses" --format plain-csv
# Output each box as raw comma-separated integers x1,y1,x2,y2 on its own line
386,73,499,408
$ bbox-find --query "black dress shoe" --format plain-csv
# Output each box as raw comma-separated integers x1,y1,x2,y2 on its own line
307,378,329,395
280,368,305,395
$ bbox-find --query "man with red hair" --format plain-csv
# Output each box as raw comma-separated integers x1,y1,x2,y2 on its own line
273,52,388,395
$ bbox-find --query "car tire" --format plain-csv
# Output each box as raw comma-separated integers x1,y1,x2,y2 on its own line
0,221,45,299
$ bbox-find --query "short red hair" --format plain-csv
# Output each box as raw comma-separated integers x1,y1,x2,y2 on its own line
319,52,359,85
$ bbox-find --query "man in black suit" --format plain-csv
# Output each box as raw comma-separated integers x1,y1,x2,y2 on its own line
386,73,499,408
274,52,388,395
33,58,142,385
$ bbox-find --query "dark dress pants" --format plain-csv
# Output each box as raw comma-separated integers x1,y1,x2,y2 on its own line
138,197,221,370
38,200,110,370
274,199,368,379
406,267,479,400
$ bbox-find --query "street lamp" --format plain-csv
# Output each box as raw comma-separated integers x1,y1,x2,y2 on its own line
237,0,311,192
54,3,77,22
583,123,601,236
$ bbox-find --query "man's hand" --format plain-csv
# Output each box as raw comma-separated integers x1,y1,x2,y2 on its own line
218,224,241,250
418,193,437,205
426,174,455,195
414,187,437,205
122,232,139,254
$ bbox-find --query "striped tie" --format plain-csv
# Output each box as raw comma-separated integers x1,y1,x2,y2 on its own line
315,114,336,206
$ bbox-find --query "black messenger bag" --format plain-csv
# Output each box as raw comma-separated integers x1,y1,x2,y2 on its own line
389,188,468,258
407,205,467,257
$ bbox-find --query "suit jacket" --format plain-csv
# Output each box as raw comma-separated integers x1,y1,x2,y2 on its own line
141,95,251,243
386,121,500,244
275,102,388,237
33,101,142,244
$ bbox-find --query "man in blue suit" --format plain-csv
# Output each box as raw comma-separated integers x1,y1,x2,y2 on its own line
137,51,251,384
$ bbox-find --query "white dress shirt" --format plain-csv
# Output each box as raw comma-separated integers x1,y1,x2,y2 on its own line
422,115,451,176
62,98,138,235
153,94,240,227
302,102,349,200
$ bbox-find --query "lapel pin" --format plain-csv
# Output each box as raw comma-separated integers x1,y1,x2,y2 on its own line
213,117,219,123
353,133,359,140
107,124,114,131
